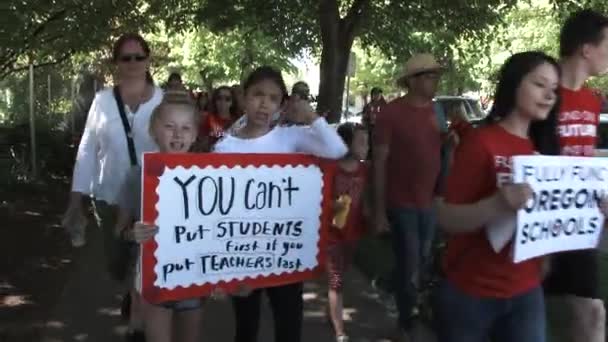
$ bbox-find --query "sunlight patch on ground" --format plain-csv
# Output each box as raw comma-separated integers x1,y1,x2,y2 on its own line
73,333,89,341
1,294,33,307
302,291,318,301
45,320,66,329
97,306,121,317
303,308,326,319
343,307,357,321
113,324,129,335
0,280,16,291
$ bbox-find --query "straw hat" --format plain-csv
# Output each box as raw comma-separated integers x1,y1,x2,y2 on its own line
397,53,444,82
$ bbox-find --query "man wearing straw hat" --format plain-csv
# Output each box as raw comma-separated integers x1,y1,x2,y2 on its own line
373,53,444,341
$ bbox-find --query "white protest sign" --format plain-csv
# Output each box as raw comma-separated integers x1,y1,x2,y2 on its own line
512,155,608,263
151,164,323,290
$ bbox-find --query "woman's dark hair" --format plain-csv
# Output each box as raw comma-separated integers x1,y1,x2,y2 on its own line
209,85,237,118
243,66,288,103
337,122,367,148
112,33,154,84
486,51,561,155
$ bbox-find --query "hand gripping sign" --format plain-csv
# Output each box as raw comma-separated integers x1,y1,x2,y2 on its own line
137,153,336,304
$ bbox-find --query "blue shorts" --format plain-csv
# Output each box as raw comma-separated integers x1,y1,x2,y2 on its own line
158,298,203,311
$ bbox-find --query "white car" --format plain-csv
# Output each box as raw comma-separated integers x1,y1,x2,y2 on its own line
595,113,608,157
433,96,486,126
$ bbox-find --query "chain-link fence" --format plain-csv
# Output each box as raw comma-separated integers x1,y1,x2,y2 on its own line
0,66,104,183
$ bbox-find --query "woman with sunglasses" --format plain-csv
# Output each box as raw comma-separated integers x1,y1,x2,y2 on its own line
63,32,163,341
197,85,238,151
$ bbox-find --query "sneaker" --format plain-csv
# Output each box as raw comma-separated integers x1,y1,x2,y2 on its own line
62,212,87,247
336,335,349,342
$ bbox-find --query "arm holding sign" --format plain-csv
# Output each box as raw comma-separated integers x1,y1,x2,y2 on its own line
131,222,159,243
437,129,533,234
115,166,159,243
438,184,533,233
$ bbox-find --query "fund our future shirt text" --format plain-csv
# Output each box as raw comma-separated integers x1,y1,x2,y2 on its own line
558,87,601,157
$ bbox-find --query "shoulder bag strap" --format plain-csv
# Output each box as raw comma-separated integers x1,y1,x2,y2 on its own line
113,86,138,166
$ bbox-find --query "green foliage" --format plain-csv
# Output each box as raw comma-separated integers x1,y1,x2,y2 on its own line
147,26,297,89
349,42,399,97
199,0,318,56
3,0,607,125
198,0,516,60
195,0,517,120
447,1,608,96
0,68,73,126
1,0,157,79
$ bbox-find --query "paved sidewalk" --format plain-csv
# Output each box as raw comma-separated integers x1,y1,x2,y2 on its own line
40,222,402,342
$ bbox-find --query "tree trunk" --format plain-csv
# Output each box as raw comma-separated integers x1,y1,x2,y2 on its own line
317,37,352,123
316,0,366,124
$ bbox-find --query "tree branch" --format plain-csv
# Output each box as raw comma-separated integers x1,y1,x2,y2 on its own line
0,7,72,79
28,9,69,40
0,52,73,80
342,0,369,37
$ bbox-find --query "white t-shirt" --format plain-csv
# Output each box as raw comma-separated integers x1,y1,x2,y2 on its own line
214,117,347,158
71,86,163,204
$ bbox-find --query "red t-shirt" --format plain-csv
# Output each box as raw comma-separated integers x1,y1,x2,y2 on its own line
557,86,601,156
375,97,441,209
449,118,474,139
442,124,542,298
327,162,369,244
363,99,386,127
200,113,232,146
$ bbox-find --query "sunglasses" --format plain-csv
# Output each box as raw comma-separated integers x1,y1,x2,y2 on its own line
217,95,232,102
118,54,147,63
411,70,441,79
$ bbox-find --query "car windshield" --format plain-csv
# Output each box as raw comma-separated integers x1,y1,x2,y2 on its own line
598,121,608,150
466,99,485,120
436,98,485,122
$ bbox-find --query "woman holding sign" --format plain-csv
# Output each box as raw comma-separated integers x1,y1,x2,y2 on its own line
213,66,347,342
116,91,204,342
433,52,562,342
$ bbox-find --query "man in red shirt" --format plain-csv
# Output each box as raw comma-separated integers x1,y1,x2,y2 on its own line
543,9,608,342
374,53,443,340
362,87,386,129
